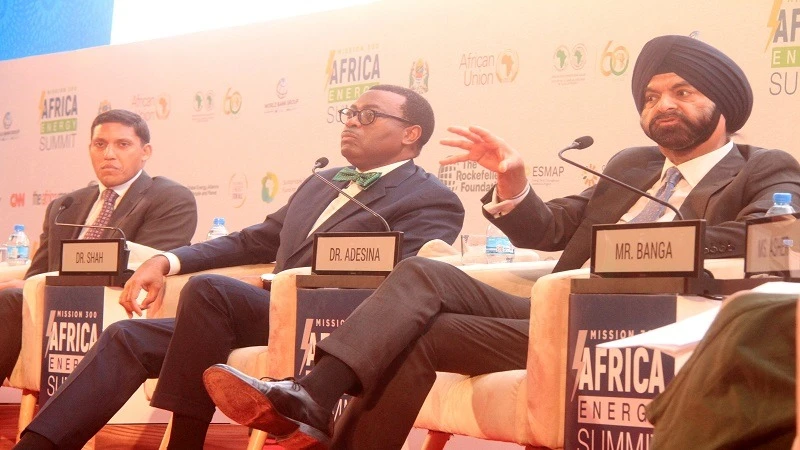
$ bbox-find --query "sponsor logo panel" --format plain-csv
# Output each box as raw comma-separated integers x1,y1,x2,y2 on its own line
325,44,381,124
39,86,79,151
766,0,800,95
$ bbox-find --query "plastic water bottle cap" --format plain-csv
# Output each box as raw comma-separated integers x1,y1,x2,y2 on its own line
773,192,792,204
213,217,225,226
13,224,24,232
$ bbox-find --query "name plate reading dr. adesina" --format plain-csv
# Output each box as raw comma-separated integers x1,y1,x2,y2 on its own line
59,239,126,275
312,231,403,275
745,213,800,277
591,220,704,278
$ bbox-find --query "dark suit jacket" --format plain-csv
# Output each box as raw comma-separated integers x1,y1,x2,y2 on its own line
486,144,800,272
172,161,465,274
26,171,198,278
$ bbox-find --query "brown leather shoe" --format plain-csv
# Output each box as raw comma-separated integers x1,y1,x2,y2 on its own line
203,364,332,449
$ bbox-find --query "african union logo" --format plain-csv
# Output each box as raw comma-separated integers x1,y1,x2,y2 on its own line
3,112,11,130
224,88,242,115
156,93,171,119
496,49,520,83
261,172,279,203
409,59,430,94
600,41,629,77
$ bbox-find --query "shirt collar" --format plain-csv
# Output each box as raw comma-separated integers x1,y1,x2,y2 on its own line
662,141,733,188
96,169,142,199
354,159,409,177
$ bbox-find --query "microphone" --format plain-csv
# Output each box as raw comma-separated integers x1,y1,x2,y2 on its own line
54,195,129,244
557,136,684,221
311,157,392,232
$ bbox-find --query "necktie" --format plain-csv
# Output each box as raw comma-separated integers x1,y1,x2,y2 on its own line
85,189,119,239
629,167,682,223
332,167,381,189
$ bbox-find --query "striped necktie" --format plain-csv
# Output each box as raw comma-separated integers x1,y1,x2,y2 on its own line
630,167,682,223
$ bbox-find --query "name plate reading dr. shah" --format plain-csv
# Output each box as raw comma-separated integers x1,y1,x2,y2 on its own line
312,231,403,275
59,239,127,276
745,213,800,277
591,220,704,278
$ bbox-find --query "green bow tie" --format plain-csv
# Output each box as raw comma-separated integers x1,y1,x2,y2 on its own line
332,167,381,189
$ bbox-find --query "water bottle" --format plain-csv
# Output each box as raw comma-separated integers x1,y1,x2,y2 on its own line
205,217,229,241
766,193,796,216
6,224,30,266
486,223,515,263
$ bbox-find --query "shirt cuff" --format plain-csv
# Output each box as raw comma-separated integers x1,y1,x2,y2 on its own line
163,252,181,276
483,184,531,218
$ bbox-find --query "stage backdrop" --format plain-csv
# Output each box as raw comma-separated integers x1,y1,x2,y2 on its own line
1,0,798,257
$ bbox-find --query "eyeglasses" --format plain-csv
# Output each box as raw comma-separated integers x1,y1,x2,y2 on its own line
338,108,412,126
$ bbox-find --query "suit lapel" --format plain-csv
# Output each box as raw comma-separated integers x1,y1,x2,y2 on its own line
108,172,152,230
62,188,98,239
282,161,415,265
680,145,744,219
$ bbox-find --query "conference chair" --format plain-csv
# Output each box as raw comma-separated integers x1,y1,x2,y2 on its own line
7,241,273,443
414,257,745,449
236,241,558,449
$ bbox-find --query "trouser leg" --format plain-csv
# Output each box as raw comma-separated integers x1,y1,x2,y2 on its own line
332,313,529,449
150,274,271,422
0,287,23,381
317,257,530,394
25,318,176,449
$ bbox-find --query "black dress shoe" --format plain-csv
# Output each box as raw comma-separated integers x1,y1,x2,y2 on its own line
203,364,332,449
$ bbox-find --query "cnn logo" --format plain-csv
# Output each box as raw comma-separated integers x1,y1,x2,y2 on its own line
10,193,24,207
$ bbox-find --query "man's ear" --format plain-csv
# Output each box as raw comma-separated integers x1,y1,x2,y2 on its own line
402,124,422,146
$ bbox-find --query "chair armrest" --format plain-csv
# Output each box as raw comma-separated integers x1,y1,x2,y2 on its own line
147,263,276,319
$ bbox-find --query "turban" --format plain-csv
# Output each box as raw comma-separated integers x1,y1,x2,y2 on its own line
631,35,753,133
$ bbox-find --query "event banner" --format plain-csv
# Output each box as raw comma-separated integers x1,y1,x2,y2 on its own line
294,288,373,420
565,294,677,450
39,285,104,406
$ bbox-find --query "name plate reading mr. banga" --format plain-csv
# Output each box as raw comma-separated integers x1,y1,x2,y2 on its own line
745,213,800,277
591,220,704,278
312,231,403,275
59,239,127,275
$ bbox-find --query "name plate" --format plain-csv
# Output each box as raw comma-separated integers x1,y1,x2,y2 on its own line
745,213,800,277
60,239,128,275
312,231,403,275
591,220,704,278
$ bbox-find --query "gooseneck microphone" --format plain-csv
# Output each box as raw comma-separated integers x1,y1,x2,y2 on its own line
312,157,392,232
54,195,130,244
557,136,684,221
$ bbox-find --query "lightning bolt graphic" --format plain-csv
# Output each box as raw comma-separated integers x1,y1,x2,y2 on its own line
570,330,588,402
324,50,335,91
299,319,315,374
43,310,56,359
766,0,783,52
38,90,46,121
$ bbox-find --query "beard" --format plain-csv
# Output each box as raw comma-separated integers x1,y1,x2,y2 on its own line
643,106,722,151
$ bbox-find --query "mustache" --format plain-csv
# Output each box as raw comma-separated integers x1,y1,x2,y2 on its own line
651,111,687,123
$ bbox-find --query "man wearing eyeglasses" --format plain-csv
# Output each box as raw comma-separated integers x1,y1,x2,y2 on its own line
14,85,464,450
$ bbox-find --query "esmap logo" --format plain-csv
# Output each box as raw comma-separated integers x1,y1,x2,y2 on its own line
192,90,216,122
409,59,430,94
552,44,589,86
325,44,381,104
229,173,248,208
261,172,279,203
223,88,242,115
131,92,171,121
459,48,520,87
599,41,630,77
39,87,78,151
526,163,566,187
766,0,799,95
265,78,300,114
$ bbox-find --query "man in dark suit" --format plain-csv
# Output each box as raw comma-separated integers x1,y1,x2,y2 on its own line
203,36,800,449
0,109,197,385
14,85,465,450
